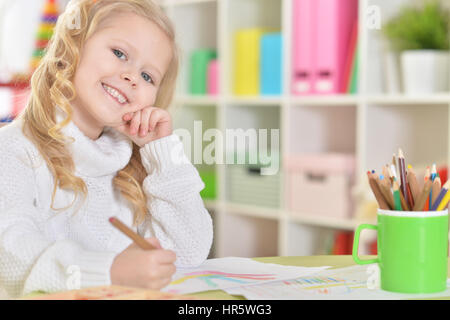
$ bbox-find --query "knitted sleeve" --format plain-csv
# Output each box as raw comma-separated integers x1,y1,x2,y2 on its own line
138,134,213,268
0,138,116,298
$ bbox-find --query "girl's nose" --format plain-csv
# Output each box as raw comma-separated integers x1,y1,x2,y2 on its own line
121,73,137,89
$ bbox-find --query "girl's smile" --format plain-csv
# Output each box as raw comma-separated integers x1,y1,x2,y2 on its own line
101,82,130,105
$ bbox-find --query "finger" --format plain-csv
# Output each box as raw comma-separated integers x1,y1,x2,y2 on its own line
129,111,141,135
146,277,173,290
145,237,162,249
158,264,177,278
160,276,173,289
154,249,177,264
139,107,153,137
149,109,167,131
122,113,132,122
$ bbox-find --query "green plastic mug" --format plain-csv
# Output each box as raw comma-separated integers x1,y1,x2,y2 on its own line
352,209,448,293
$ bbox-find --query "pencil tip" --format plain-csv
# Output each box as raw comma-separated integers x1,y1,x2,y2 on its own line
398,148,404,158
109,217,115,223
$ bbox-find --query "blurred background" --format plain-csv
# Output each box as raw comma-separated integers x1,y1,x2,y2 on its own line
0,0,449,258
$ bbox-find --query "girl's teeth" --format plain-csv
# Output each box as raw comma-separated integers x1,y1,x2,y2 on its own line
102,84,127,104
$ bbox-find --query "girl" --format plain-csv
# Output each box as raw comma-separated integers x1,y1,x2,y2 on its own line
0,0,213,298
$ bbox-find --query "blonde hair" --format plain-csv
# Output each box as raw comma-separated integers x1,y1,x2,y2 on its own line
17,0,179,225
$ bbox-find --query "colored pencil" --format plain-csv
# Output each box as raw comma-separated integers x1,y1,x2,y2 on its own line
431,164,437,181
424,166,431,180
378,174,395,210
406,182,415,209
386,166,407,209
388,166,409,210
392,154,398,177
431,180,450,211
406,164,420,203
383,165,392,185
423,166,431,210
413,177,433,211
429,164,438,210
392,180,402,211
397,149,410,209
367,171,390,210
431,175,442,206
436,186,450,211
399,187,410,210
390,164,398,181
109,217,156,250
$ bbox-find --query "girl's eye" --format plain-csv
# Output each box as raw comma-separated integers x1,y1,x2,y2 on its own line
112,49,126,60
113,48,154,84
141,72,154,84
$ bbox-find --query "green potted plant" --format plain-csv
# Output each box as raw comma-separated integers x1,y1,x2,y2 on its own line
382,0,450,94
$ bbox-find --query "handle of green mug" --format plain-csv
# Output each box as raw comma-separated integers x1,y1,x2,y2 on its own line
352,224,379,265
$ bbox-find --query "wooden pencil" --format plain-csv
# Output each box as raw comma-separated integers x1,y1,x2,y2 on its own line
383,165,393,185
424,166,431,180
413,177,433,211
397,149,410,209
109,217,156,250
398,186,410,210
431,164,437,181
431,179,450,211
392,180,403,211
378,175,394,210
389,164,398,181
388,166,409,210
436,186,450,211
367,171,390,210
431,175,442,207
406,182,415,209
406,164,420,203
392,154,398,177
424,166,431,210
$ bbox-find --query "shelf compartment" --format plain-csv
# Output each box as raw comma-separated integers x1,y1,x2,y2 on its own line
288,105,357,154
365,103,449,171
226,161,281,209
217,212,278,257
169,1,218,95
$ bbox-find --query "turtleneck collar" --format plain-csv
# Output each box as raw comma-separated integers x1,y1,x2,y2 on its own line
56,111,133,178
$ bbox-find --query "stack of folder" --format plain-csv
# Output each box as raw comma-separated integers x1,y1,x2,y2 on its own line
233,28,283,96
291,0,358,95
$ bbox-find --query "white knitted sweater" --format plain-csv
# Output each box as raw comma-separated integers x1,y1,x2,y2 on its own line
0,118,213,298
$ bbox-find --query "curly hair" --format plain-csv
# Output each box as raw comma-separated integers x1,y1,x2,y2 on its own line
16,0,179,225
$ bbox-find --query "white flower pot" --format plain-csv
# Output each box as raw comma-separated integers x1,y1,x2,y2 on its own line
401,50,449,94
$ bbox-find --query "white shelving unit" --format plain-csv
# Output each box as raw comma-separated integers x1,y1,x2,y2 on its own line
160,0,450,258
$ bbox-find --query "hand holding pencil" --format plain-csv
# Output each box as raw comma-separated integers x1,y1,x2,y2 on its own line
368,149,449,212
109,216,177,290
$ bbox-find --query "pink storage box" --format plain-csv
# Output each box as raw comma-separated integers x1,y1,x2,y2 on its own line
285,153,356,219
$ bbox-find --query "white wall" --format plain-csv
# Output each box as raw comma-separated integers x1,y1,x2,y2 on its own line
0,0,70,81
